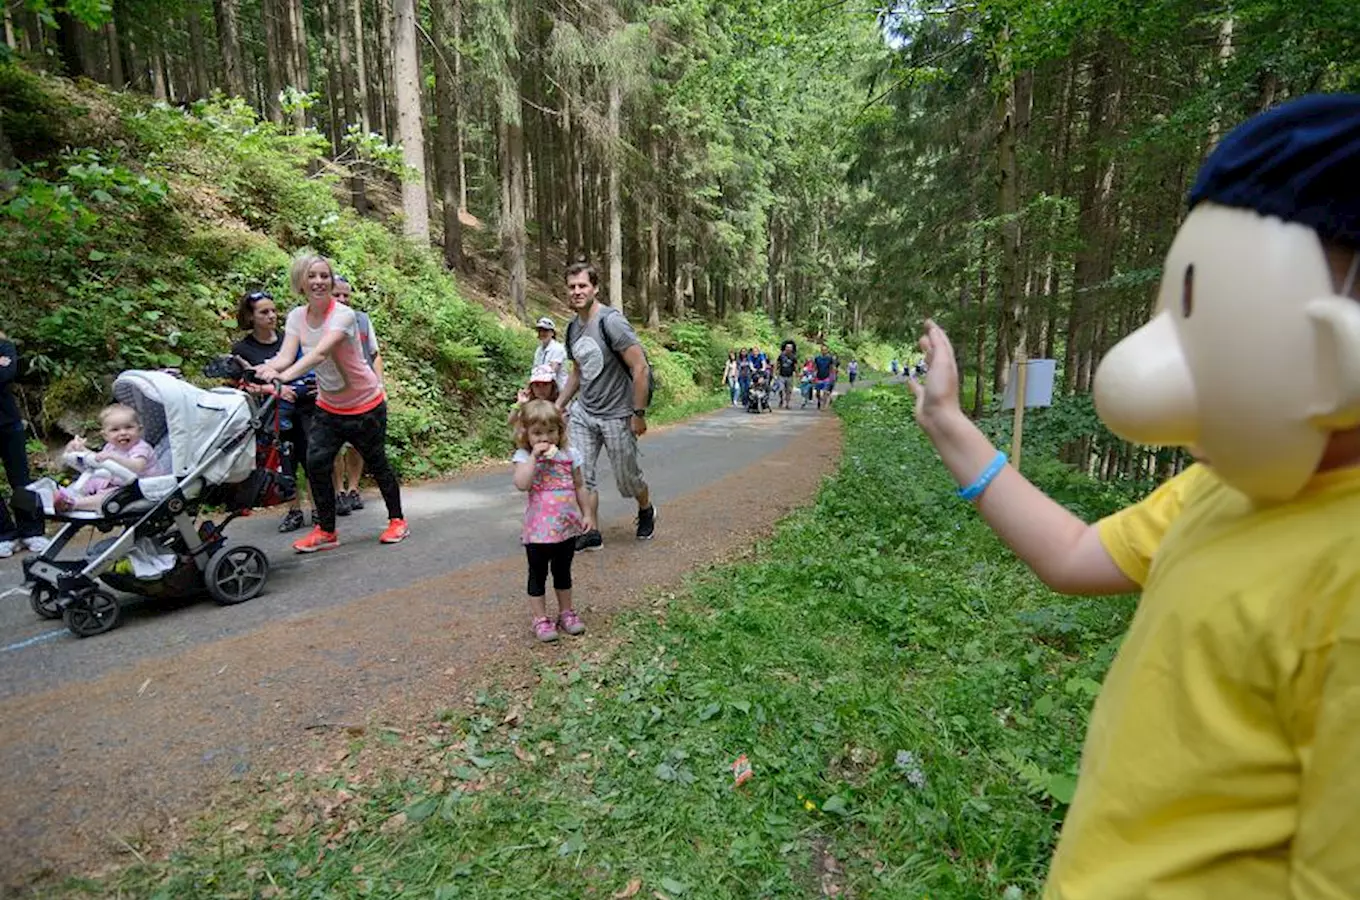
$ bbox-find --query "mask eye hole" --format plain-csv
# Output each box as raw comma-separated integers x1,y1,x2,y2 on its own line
1182,265,1194,318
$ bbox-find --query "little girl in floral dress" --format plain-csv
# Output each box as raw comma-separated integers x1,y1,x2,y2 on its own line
511,400,595,642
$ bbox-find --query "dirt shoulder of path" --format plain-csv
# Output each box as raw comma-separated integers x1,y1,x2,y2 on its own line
1,411,842,895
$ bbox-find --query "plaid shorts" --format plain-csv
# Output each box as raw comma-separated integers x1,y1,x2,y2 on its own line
569,406,646,498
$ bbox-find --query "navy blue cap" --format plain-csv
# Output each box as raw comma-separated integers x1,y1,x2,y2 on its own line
1188,94,1360,249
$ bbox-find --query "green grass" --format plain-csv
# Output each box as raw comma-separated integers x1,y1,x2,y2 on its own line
647,390,729,428
56,387,1143,900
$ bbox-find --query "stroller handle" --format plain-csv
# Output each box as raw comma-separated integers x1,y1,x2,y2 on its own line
203,355,282,389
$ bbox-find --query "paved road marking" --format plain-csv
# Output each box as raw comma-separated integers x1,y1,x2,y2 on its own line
2,629,65,653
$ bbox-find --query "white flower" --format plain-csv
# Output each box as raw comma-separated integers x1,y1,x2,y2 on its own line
894,749,926,788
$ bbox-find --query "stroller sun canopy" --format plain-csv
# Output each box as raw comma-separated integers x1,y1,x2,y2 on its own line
112,371,255,486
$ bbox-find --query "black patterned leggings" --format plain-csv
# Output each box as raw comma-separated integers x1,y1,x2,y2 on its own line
307,402,403,531
525,539,575,597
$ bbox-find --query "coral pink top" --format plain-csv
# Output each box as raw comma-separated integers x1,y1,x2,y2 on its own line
285,301,384,415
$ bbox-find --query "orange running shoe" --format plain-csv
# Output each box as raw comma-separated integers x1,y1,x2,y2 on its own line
293,526,339,553
380,518,410,544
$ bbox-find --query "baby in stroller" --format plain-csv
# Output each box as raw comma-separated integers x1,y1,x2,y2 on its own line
746,369,772,413
38,404,165,513
19,366,287,638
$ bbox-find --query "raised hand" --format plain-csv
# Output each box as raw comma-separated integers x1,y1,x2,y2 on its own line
906,319,963,428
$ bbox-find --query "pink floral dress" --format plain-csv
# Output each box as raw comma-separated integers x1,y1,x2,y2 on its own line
512,447,585,544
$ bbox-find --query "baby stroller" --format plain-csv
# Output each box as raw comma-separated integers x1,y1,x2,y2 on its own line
18,364,291,637
746,371,771,414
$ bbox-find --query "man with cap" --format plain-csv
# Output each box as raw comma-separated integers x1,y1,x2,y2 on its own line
534,316,568,393
910,95,1360,899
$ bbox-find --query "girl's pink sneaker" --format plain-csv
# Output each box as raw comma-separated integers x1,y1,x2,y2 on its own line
533,616,559,643
557,608,585,636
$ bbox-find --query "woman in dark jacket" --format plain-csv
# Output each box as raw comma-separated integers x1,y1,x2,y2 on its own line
232,291,318,532
0,332,47,557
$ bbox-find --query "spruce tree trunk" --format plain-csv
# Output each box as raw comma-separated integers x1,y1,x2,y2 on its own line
996,66,1028,376
973,241,989,418
282,0,307,131
363,0,384,135
262,0,284,122
531,61,549,280
187,9,209,100
391,0,429,243
54,11,84,78
431,0,463,269
334,0,355,127
1066,41,1121,395
607,80,623,307
150,40,169,101
19,9,42,62
213,0,246,97
378,0,398,143
563,97,581,260
321,0,342,153
453,0,467,212
105,21,125,88
350,0,372,133
290,0,310,98
500,121,530,321
645,141,662,329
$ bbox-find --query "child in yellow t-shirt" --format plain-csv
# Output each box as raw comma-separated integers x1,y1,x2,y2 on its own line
910,94,1360,900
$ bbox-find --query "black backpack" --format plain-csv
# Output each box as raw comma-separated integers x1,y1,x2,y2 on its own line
566,307,655,407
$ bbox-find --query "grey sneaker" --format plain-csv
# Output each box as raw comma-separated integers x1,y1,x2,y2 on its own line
635,505,656,540
0,540,14,559
22,536,49,553
348,489,364,511
576,529,603,552
558,608,586,636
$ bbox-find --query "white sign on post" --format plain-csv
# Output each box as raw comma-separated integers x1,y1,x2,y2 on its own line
1001,359,1057,410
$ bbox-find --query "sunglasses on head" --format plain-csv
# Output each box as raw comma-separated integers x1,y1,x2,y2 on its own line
245,290,274,302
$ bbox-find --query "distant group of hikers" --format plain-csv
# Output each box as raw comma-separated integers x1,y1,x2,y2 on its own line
722,342,855,412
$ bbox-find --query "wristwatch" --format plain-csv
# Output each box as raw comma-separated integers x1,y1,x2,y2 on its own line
633,408,647,418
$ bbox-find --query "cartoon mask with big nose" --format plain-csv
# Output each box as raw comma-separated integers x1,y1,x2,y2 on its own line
1092,94,1360,503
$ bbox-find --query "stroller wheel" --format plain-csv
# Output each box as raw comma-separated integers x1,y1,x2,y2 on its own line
63,590,121,638
30,583,62,620
205,544,270,606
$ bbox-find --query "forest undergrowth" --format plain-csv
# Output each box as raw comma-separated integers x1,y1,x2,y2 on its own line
51,387,1146,900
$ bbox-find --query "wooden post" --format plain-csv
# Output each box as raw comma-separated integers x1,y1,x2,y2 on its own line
1011,358,1028,470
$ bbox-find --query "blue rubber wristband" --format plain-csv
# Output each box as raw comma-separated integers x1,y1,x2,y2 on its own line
957,451,1008,501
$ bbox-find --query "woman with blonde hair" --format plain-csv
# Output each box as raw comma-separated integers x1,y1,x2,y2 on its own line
254,254,409,552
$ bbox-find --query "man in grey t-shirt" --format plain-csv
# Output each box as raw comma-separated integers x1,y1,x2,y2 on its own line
555,261,655,550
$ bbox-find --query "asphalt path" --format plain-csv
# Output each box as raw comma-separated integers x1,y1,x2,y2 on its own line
0,401,838,703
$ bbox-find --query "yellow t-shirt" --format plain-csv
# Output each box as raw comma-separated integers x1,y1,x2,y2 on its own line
1045,463,1360,900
